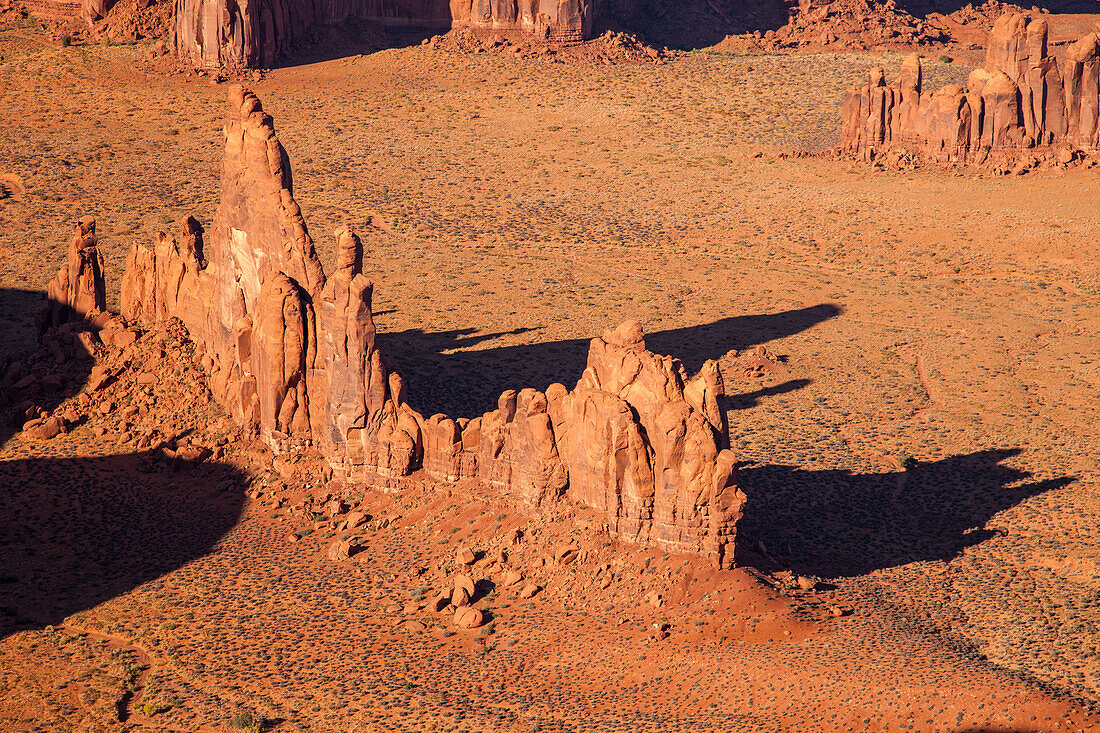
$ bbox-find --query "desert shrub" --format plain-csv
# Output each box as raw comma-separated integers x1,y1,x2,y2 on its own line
60,35,71,47
230,711,262,732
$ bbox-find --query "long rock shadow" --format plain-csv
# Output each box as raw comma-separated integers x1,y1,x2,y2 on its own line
735,448,1072,578
1,288,246,637
379,303,840,418
0,451,246,637
271,18,446,68
598,0,793,49
0,288,41,358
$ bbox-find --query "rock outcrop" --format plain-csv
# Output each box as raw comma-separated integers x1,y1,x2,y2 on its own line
118,86,743,567
173,0,592,69
41,216,107,334
449,0,592,42
840,13,1100,166
18,0,108,23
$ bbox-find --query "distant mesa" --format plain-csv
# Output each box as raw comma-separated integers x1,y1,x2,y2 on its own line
95,86,744,568
840,13,1100,168
173,0,593,69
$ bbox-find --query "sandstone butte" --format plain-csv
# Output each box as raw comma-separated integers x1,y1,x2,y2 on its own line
840,12,1100,165
46,86,748,568
172,0,593,69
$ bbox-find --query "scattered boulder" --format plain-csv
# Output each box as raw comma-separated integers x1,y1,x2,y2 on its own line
175,444,212,462
327,539,354,561
455,546,476,565
451,585,471,608
23,415,63,441
453,573,475,597
453,606,484,629
451,573,475,607
428,593,450,612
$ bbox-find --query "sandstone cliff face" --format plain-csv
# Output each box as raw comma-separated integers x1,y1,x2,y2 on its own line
173,0,590,69
41,216,107,334
121,87,329,441
449,0,592,41
550,322,740,565
840,13,1100,165
119,87,743,567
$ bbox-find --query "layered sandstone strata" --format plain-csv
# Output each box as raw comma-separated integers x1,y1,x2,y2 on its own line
173,0,591,69
41,216,107,333
118,87,743,567
840,13,1100,164
19,0,107,22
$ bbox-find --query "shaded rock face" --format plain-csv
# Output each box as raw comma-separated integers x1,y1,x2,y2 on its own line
173,0,591,69
173,0,452,69
119,87,743,568
41,216,107,334
840,13,1100,164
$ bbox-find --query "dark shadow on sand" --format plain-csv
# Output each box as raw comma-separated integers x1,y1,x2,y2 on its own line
0,288,247,638
0,287,45,361
377,303,840,418
270,18,448,68
0,450,247,638
735,448,1072,578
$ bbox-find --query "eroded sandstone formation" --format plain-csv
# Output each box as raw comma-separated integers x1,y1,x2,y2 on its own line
173,0,591,69
41,215,107,334
450,0,592,41
117,86,743,567
840,13,1100,165
120,86,327,441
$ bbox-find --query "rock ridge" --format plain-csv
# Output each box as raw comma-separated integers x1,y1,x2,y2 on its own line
840,13,1100,167
116,86,744,567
